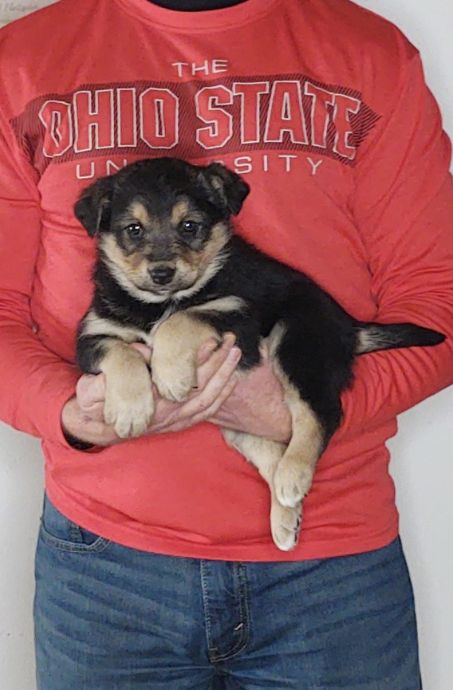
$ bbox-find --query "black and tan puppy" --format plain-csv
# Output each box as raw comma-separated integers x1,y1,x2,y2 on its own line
74,158,445,551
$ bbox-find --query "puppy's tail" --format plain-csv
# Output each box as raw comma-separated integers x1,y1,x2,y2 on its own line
355,322,445,355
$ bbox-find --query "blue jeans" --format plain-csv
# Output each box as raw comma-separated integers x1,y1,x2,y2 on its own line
34,495,422,689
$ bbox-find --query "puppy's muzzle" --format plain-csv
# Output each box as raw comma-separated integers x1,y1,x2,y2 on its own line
149,265,176,286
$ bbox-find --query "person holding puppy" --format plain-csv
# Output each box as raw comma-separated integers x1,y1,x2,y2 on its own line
0,0,452,688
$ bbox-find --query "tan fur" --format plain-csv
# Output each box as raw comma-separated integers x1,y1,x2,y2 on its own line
172,222,230,300
200,222,230,268
101,234,148,277
95,219,322,547
99,338,154,438
267,322,323,502
82,310,146,343
272,361,323,508
129,200,153,228
266,321,286,358
223,429,300,552
100,234,171,304
220,321,323,549
191,296,245,314
151,311,220,402
170,199,190,226
222,367,322,547
99,219,230,305
100,242,168,303
355,326,396,354
210,174,226,198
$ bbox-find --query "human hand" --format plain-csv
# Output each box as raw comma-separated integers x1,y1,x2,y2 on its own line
61,334,241,447
209,347,292,443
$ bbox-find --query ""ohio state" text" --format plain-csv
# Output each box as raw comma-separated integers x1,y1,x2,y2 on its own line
36,78,368,162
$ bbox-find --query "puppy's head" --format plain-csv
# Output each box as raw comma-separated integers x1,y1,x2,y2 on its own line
75,158,249,302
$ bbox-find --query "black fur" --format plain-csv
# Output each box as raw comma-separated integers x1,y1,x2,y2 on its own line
75,158,445,448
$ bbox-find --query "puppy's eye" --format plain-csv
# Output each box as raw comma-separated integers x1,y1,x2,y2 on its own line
181,220,201,234
126,223,144,239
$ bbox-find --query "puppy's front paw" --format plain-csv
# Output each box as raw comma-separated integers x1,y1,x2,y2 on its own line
271,501,302,551
273,460,314,509
151,353,196,402
104,378,154,439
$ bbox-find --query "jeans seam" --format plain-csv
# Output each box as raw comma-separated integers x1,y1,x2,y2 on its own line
210,563,250,663
200,560,215,656
39,525,111,554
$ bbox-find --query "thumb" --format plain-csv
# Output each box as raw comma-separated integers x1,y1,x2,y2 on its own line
130,342,152,363
76,373,106,408
196,338,220,365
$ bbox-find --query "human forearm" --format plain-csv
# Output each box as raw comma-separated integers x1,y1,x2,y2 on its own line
210,290,452,445
61,396,119,447
341,49,453,438
339,193,453,439
339,325,453,440
0,292,81,444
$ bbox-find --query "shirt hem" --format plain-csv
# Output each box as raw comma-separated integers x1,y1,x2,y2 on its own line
46,480,399,562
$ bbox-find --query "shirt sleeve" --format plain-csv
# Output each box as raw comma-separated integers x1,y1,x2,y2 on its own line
338,48,453,439
0,110,80,444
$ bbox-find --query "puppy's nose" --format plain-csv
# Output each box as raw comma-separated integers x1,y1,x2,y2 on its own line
150,265,176,285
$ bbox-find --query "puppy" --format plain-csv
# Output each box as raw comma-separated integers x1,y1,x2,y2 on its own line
74,158,445,551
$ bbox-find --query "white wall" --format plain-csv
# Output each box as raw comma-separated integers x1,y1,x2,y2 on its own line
0,1,451,688
355,3,453,688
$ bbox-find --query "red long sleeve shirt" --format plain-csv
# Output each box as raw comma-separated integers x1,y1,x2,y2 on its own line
0,0,452,560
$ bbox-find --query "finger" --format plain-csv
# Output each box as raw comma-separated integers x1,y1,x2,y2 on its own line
184,345,241,417
196,337,220,366
196,333,238,389
259,342,270,361
130,342,152,363
76,373,106,407
197,331,235,367
190,374,238,426
147,399,180,433
155,375,238,434
149,362,239,435
79,401,105,422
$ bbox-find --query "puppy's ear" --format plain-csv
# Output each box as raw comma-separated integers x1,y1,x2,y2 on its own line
199,163,250,216
74,176,114,237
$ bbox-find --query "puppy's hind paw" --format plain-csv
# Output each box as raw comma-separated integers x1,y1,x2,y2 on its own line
271,501,302,551
274,460,314,509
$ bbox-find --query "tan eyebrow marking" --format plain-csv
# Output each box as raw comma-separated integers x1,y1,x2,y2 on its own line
171,200,190,226
128,200,153,227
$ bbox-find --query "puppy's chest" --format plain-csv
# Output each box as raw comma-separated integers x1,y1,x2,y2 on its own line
97,304,176,349
99,273,270,351
138,306,177,348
